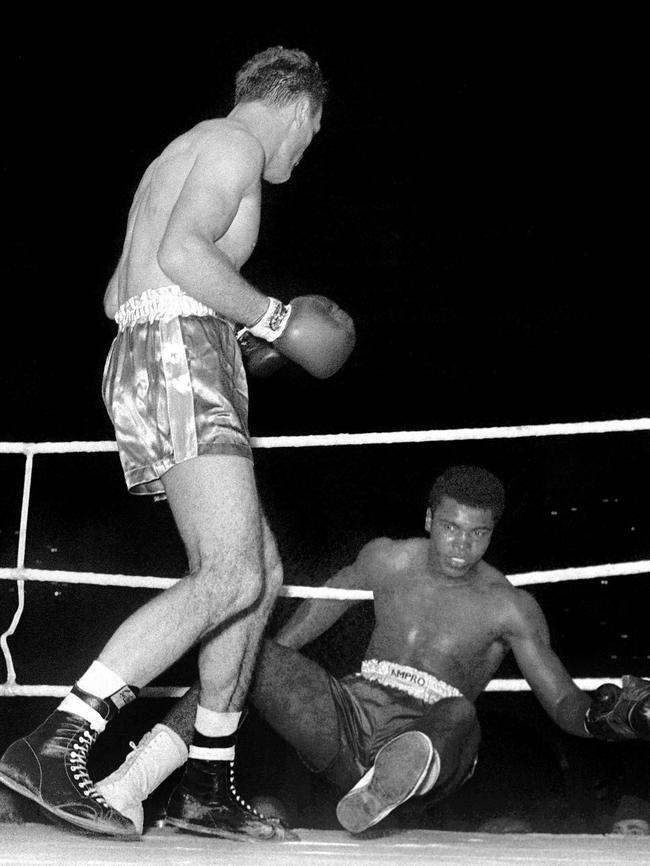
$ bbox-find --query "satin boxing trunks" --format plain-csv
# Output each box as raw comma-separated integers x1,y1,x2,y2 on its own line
312,660,478,796
102,285,251,498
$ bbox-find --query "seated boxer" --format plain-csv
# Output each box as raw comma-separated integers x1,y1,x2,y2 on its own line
0,46,355,843
91,464,650,836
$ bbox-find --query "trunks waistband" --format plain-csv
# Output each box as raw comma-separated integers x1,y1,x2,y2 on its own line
361,659,463,704
114,286,219,331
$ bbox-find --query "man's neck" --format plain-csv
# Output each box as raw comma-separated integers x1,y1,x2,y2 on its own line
228,102,290,164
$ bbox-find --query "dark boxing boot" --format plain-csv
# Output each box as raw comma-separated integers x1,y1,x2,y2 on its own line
0,685,139,839
165,757,280,842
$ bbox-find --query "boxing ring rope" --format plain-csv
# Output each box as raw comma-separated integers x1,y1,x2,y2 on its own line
1,416,649,699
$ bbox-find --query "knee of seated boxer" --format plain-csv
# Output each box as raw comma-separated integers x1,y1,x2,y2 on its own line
429,696,478,727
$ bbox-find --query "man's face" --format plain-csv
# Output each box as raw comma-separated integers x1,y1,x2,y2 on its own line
426,496,495,579
264,101,322,184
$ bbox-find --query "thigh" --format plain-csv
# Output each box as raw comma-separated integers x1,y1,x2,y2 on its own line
250,640,341,771
162,454,263,574
413,697,481,796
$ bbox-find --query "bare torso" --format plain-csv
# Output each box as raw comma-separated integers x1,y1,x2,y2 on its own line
107,119,262,313
364,538,516,699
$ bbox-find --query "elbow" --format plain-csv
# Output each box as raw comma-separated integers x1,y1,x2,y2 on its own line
555,691,592,738
157,226,207,284
157,237,188,284
103,297,118,320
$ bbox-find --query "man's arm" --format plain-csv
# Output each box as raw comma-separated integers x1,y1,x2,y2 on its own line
504,590,592,737
103,269,119,319
157,129,270,325
274,545,375,650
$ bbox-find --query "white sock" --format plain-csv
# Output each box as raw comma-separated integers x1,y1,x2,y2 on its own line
56,662,127,732
194,707,241,737
76,660,127,698
189,707,241,761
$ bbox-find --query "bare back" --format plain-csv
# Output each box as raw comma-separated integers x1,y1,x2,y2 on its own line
363,538,519,699
107,119,263,314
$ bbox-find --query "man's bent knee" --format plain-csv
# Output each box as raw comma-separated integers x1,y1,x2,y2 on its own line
186,560,268,626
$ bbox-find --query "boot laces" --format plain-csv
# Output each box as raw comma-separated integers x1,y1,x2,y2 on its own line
228,762,264,818
68,728,109,806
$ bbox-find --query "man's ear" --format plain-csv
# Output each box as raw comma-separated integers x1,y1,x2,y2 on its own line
424,508,432,534
294,96,311,126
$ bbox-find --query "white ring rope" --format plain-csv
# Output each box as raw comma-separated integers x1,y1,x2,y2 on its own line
1,418,648,698
1,561,650,593
0,677,625,698
0,417,649,455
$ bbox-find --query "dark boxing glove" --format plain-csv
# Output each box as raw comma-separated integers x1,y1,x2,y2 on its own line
238,295,355,379
584,674,650,741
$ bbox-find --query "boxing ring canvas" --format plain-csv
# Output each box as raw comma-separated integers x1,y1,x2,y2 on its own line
1,824,649,865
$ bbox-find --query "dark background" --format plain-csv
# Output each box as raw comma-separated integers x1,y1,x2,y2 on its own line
1,15,648,832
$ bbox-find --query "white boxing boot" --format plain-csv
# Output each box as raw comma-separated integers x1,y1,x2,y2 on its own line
96,724,188,834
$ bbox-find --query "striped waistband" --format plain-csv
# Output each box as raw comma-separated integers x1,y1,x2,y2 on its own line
114,286,218,331
361,659,463,704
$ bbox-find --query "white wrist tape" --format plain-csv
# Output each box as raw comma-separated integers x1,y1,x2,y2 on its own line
246,297,292,342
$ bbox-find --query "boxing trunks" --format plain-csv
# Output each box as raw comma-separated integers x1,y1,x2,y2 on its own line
102,285,252,498
308,660,478,797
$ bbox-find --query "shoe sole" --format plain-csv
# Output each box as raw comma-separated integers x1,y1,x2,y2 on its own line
166,815,275,843
0,764,140,841
336,731,433,834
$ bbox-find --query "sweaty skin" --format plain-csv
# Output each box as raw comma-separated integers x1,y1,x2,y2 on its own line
103,100,321,324
275,495,591,737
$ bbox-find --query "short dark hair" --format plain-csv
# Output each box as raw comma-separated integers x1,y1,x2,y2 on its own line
428,465,505,524
235,46,327,115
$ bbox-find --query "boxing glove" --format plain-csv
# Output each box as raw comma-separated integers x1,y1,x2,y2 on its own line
584,674,650,740
239,295,355,379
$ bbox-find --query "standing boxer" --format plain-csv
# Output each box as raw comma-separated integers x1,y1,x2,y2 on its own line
0,45,354,842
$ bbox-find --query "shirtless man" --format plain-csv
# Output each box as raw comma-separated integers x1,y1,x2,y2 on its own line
95,464,650,834
0,46,354,841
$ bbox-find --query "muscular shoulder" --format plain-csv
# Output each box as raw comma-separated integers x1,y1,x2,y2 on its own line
194,120,265,180
153,119,264,202
498,584,549,644
356,537,426,579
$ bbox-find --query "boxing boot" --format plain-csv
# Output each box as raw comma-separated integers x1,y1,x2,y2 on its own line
336,730,439,834
96,724,188,834
0,687,138,839
165,756,279,841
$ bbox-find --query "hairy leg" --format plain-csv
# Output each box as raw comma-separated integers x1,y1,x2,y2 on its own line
162,640,341,772
99,455,272,706
215,517,284,710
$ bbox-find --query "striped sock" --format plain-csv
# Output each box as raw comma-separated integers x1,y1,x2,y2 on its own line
189,708,242,761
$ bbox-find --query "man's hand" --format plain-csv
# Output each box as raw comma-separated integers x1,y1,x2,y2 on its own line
584,674,650,740
238,295,355,379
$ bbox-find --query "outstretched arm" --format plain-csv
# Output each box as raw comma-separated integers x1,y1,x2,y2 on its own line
504,590,592,737
274,548,373,650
